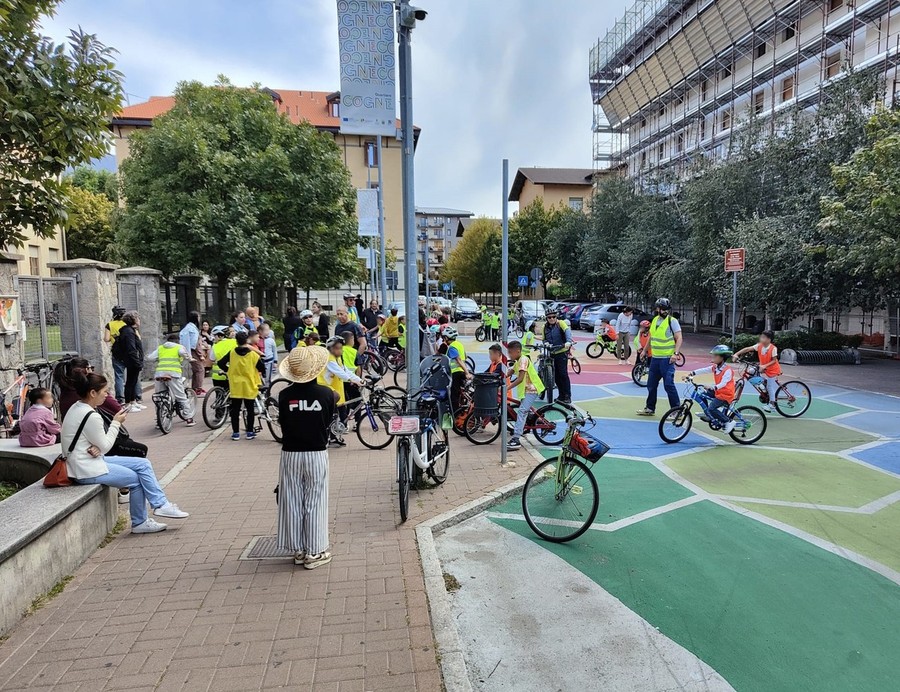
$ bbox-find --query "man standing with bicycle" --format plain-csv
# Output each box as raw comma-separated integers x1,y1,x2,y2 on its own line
542,310,573,404
637,298,682,417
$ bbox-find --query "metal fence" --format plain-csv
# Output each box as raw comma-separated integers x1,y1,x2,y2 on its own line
16,276,80,362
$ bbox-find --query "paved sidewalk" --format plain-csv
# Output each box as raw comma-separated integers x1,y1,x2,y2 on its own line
0,388,540,691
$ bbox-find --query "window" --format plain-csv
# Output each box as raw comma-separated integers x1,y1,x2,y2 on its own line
675,132,685,153
28,245,40,276
568,197,584,212
641,151,648,168
701,79,709,102
826,52,842,78
640,115,647,128
720,64,732,81
756,43,767,59
700,117,707,141
364,141,379,167
658,143,665,160
720,109,732,132
828,0,843,12
754,91,765,115
330,101,340,117
783,22,796,41
781,75,795,102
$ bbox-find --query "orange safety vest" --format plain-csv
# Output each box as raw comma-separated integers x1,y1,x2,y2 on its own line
756,343,782,376
638,332,650,351
606,325,618,341
713,365,736,402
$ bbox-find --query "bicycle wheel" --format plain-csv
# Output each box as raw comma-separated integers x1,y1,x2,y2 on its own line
397,438,410,523
428,427,450,484
675,352,686,367
356,405,393,450
659,406,692,443
730,406,767,445
532,404,569,446
475,326,487,342
774,381,811,418
452,405,471,436
465,355,476,374
586,342,605,359
522,456,599,543
177,389,197,421
265,397,282,442
156,400,174,435
631,361,648,387
463,410,501,445
267,378,290,404
513,325,524,339
202,387,229,429
570,358,581,375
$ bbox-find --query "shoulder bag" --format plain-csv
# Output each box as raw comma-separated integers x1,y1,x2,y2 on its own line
43,412,94,488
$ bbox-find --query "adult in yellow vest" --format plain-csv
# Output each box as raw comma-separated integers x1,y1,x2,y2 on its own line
343,293,360,323
317,336,364,446
104,305,127,403
146,335,195,426
637,298,683,416
441,326,470,413
210,327,238,391
506,339,546,455
218,331,266,440
294,310,318,347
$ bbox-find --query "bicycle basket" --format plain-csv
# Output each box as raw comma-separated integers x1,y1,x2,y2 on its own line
566,430,610,462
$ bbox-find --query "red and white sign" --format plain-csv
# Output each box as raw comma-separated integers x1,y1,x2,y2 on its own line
724,248,745,272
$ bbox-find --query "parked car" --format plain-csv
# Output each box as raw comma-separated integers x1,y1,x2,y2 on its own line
515,300,546,322
451,297,481,321
580,303,651,331
567,303,596,327
429,296,452,310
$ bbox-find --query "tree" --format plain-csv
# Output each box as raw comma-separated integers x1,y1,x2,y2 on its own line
68,165,118,203
63,183,115,260
443,217,501,295
0,0,123,247
509,199,563,294
116,78,358,320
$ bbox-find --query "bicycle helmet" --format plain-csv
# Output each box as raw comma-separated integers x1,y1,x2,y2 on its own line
429,324,441,335
710,344,733,358
655,297,671,310
299,309,313,318
326,335,345,348
112,305,126,318
545,310,559,318
211,325,228,337
525,320,536,332
639,320,650,328
443,326,459,340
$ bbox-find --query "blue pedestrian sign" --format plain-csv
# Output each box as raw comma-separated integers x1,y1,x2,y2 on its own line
442,283,451,291
517,276,528,287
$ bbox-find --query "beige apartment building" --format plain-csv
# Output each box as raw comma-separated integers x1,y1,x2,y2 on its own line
111,89,418,252
4,227,66,277
508,168,595,212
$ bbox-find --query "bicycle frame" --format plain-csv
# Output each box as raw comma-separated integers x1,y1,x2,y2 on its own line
681,380,750,428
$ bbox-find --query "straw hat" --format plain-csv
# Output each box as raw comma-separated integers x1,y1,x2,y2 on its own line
278,346,329,384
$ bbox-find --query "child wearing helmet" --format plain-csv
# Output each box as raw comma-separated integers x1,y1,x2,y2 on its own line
634,320,651,358
441,326,470,412
523,320,538,350
688,345,736,433
294,310,317,347
733,330,781,413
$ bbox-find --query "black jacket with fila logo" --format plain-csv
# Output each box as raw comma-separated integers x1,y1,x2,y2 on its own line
278,381,336,452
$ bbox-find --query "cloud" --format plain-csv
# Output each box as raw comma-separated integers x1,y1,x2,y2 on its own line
39,0,632,215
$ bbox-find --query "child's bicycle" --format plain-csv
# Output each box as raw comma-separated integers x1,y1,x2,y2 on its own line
631,351,687,386
151,377,197,434
568,346,581,374
201,381,283,441
734,359,812,418
461,396,570,446
520,407,611,542
659,376,767,445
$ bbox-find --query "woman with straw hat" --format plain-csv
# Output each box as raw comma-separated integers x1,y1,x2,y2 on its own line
276,345,336,570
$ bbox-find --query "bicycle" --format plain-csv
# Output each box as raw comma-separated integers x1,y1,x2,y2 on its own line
462,395,570,446
521,407,611,542
151,377,197,434
733,359,812,418
568,347,581,375
658,376,767,445
201,380,283,441
327,376,405,450
388,368,452,522
475,324,488,342
631,351,686,387
533,343,557,403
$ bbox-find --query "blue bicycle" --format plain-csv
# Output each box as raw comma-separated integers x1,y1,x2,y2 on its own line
658,376,767,445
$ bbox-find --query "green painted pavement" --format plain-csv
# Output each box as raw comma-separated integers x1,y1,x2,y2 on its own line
492,455,694,524
734,501,900,573
581,396,655,419
492,500,900,692
668,447,900,506
757,418,875,452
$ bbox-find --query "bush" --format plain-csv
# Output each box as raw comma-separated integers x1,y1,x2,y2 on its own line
720,329,858,351
266,318,285,342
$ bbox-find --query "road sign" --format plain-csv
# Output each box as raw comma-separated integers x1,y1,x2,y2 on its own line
530,267,544,282
442,283,451,291
517,276,528,287
725,248,745,272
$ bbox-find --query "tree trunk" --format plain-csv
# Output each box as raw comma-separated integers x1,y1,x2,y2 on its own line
216,272,230,324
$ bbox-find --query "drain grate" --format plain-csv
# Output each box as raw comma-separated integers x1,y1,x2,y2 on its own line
239,535,294,560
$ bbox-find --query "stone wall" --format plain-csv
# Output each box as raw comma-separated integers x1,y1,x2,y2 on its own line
0,253,26,391
116,267,163,378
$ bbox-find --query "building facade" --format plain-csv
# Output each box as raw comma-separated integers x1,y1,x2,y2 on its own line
4,227,66,278
590,0,900,179
415,207,473,293
508,168,595,212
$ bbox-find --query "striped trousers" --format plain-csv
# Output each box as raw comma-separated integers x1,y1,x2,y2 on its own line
277,450,329,555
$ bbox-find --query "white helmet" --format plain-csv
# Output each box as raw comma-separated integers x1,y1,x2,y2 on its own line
299,309,313,318
443,326,458,340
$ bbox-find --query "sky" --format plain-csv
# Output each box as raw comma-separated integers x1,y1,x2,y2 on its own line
41,0,632,217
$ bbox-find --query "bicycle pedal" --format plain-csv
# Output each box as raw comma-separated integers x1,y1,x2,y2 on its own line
570,485,583,495
543,466,557,477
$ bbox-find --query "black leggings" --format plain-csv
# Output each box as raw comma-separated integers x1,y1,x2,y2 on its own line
230,398,254,433
125,366,142,404
450,371,466,412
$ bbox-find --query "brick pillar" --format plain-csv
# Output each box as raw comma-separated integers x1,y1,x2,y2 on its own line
48,259,120,380
0,252,25,390
115,267,163,379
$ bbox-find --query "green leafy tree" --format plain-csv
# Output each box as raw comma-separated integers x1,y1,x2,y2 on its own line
509,199,564,294
443,217,501,295
0,0,123,246
68,165,118,203
117,78,358,320
63,183,115,260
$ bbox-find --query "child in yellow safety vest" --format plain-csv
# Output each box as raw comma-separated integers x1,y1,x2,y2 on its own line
219,331,266,441
146,333,195,427
505,339,545,458
318,336,365,446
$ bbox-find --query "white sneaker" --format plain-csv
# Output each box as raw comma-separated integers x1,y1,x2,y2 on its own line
129,403,146,412
117,489,130,504
304,552,332,570
293,551,307,566
723,421,736,433
132,518,168,534
762,405,773,414
154,502,189,519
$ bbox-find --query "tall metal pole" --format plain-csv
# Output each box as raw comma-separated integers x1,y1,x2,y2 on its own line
398,0,420,388
731,272,738,345
377,136,388,309
501,159,510,466
423,233,430,298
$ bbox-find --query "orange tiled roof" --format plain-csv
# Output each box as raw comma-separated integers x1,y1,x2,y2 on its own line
114,89,413,132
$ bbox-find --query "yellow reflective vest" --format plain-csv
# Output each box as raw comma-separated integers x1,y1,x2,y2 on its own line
156,344,182,375
649,316,676,357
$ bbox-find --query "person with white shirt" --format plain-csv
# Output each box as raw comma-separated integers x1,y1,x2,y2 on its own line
615,307,635,365
61,372,189,534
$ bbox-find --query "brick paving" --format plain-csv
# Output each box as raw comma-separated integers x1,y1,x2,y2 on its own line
0,375,542,691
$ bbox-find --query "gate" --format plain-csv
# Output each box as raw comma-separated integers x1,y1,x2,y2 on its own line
15,276,80,362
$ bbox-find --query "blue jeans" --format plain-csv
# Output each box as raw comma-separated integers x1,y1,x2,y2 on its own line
645,357,679,412
75,455,168,527
704,394,731,425
512,391,540,440
112,358,126,401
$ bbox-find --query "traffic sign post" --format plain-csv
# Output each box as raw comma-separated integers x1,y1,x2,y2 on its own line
725,248,745,346
517,276,528,288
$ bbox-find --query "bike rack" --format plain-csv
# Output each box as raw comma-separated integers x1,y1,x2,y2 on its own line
785,348,860,366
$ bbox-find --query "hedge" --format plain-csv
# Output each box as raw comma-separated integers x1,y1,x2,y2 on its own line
721,329,864,352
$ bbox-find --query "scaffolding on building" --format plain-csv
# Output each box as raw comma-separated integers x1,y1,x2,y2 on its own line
590,0,900,182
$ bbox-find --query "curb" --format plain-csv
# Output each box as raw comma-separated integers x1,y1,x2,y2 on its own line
415,441,547,692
